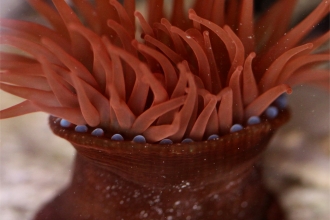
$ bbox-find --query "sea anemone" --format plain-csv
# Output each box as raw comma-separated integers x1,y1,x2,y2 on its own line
0,0,329,143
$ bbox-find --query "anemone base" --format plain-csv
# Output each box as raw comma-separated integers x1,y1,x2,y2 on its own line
34,154,285,220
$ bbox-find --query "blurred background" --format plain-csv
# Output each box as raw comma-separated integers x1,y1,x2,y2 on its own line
0,0,329,219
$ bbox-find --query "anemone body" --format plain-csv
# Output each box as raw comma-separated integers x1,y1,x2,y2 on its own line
0,0,329,143
32,110,290,220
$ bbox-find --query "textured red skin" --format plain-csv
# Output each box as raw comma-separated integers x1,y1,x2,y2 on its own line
34,110,289,220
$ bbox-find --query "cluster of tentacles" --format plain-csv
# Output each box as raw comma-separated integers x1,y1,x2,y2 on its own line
0,0,329,143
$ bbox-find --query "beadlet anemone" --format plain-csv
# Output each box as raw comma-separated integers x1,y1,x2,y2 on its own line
0,0,329,219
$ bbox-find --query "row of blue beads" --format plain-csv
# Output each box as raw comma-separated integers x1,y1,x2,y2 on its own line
58,94,287,144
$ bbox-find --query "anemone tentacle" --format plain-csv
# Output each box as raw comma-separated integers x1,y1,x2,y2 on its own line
0,0,329,143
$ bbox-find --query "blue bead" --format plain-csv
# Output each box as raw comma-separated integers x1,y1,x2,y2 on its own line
132,135,146,143
230,124,243,133
181,138,194,143
247,116,261,125
60,119,71,128
91,128,104,137
75,125,88,133
265,106,279,119
159,139,173,144
207,134,219,140
275,94,287,109
111,134,124,141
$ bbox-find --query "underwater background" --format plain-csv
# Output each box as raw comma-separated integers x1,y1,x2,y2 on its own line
0,0,329,219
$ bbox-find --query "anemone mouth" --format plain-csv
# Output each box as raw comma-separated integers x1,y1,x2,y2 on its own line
0,0,329,144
